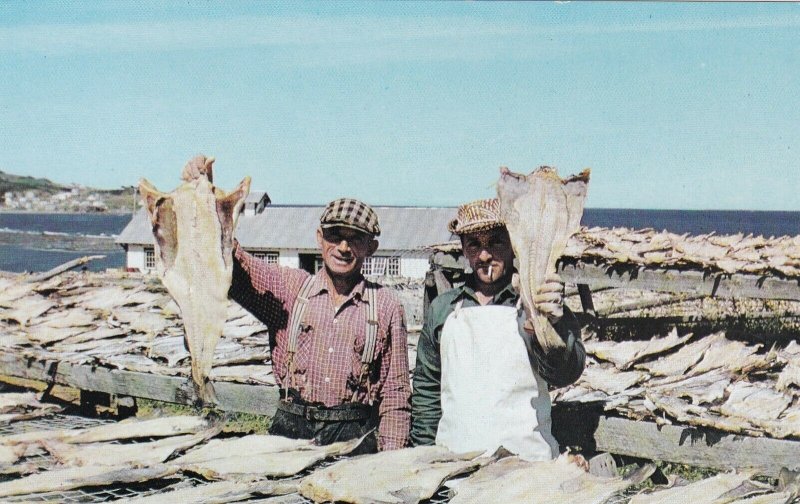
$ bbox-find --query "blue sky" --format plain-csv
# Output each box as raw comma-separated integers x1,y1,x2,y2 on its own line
1,2,798,210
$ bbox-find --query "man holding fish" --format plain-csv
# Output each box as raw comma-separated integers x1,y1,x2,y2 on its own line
411,198,585,460
178,156,410,453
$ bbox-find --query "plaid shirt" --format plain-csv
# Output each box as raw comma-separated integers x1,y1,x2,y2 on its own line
229,245,411,450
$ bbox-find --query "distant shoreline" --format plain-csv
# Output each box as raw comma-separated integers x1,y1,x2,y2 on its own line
0,209,133,215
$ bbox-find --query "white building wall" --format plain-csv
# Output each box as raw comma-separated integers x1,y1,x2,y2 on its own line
278,249,300,268
400,254,430,279
127,245,146,270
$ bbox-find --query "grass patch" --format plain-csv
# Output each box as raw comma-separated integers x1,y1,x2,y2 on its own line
136,398,271,434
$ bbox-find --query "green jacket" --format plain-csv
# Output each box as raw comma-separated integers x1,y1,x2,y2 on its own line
410,279,585,446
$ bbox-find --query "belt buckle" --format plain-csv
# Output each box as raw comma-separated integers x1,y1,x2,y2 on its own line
305,406,317,421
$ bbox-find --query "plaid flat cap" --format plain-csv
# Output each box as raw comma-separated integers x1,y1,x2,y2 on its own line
448,198,505,235
320,198,381,236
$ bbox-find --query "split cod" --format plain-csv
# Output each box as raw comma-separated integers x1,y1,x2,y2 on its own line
497,166,590,352
139,156,250,401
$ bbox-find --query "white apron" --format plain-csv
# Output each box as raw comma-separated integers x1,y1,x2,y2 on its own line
435,303,558,461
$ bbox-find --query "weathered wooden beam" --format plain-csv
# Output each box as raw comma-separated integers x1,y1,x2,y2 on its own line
558,260,800,301
22,255,106,283
595,416,800,477
0,352,280,416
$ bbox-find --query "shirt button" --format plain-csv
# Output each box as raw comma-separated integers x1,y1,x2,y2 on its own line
333,318,338,324
324,377,330,383
328,347,334,353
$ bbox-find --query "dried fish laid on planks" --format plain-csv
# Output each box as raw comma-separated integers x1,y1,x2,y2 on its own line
0,415,211,446
0,392,63,424
448,454,654,504
298,445,485,504
139,156,250,402
172,433,366,480
0,463,179,498
124,479,298,503
718,381,792,422
42,424,221,467
497,166,590,352
585,328,692,370
628,472,773,504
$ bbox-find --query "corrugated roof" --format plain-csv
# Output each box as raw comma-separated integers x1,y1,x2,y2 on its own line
116,205,458,251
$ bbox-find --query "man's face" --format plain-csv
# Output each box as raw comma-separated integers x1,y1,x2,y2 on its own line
461,227,515,287
316,226,378,279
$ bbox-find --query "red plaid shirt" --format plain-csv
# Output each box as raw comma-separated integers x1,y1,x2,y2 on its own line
229,245,411,450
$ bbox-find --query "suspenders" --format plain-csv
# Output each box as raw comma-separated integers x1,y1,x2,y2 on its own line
284,275,380,403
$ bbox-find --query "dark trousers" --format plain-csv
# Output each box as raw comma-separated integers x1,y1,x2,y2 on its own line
269,395,379,455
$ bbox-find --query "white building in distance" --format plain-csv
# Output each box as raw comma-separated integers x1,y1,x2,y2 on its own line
115,192,456,279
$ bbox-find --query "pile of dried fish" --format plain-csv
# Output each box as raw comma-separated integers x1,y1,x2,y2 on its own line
431,226,800,278
449,454,653,504
0,391,62,424
553,330,800,440
0,270,274,386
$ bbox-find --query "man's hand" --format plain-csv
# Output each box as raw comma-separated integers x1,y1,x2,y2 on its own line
533,273,565,324
181,155,215,183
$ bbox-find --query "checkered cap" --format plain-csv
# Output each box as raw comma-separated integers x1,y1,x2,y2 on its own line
320,198,381,236
448,198,505,235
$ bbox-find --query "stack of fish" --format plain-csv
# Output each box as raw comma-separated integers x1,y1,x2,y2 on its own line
432,227,800,278
553,328,800,440
0,271,276,385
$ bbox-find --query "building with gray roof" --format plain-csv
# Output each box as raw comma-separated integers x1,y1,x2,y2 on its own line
116,201,457,279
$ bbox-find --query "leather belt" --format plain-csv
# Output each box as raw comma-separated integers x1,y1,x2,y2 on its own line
277,400,373,422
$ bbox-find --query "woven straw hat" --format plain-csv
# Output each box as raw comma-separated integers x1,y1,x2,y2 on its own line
320,198,381,237
448,198,505,235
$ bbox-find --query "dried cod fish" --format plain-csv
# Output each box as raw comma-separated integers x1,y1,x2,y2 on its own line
209,365,274,384
0,463,178,498
636,333,719,377
586,328,692,370
43,425,221,467
124,479,298,503
2,296,57,326
497,166,590,352
777,362,800,393
298,445,484,504
719,381,792,422
691,336,760,375
173,433,364,480
628,473,770,504
726,493,794,504
647,393,759,435
0,392,46,414
140,156,250,401
1,415,210,445
578,366,647,395
449,455,654,504
650,368,732,405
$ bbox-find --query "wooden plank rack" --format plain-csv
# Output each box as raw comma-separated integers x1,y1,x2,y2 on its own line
552,404,800,478
558,259,800,301
0,351,281,416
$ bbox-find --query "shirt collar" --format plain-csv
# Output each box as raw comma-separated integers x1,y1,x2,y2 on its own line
452,277,518,306
310,267,367,303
